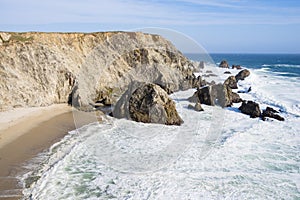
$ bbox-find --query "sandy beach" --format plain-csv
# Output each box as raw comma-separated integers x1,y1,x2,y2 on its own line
0,104,99,199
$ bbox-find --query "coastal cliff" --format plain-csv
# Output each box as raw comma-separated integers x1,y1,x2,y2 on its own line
0,32,196,111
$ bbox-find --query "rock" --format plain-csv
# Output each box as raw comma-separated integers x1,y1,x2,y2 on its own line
195,102,204,111
223,76,238,89
262,107,284,121
190,83,232,107
235,69,250,81
0,32,196,111
0,33,11,42
232,65,242,69
231,92,242,103
188,102,204,112
224,71,231,74
113,82,183,125
239,100,261,118
199,61,205,69
192,75,206,89
219,60,229,68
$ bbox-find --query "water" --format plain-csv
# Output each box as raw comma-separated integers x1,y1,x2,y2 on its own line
23,54,300,199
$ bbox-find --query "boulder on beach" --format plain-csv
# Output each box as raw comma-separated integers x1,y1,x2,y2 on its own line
262,107,285,121
190,84,232,107
113,82,183,125
223,76,238,89
219,60,229,68
239,100,261,118
235,69,250,81
232,65,242,70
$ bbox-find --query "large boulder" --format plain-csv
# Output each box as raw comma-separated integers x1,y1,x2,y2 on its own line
113,82,183,125
262,107,285,121
239,100,261,118
219,60,229,68
223,76,238,89
235,69,250,81
189,83,232,107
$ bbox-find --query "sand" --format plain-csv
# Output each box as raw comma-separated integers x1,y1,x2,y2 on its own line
0,104,100,199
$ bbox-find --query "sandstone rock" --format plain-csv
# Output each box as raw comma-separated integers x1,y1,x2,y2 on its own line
219,60,229,68
0,33,11,42
0,32,196,111
262,107,284,121
239,100,261,118
113,82,183,125
223,76,238,89
235,69,250,81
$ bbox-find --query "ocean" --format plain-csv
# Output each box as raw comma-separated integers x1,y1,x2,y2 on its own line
23,54,300,199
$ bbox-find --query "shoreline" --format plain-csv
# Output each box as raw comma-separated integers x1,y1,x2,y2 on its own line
0,104,99,199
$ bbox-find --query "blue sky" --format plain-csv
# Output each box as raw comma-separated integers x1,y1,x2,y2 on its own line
1,0,300,53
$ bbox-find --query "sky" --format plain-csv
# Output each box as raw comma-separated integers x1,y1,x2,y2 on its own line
1,0,300,53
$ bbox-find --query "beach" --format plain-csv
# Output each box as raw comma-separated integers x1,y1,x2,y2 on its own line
0,104,98,199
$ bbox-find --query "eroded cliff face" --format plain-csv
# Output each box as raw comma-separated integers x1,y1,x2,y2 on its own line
0,32,196,111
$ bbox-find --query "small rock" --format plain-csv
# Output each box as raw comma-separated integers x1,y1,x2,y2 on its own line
195,102,204,111
235,69,250,81
262,107,284,121
223,76,238,89
231,92,242,103
0,33,11,42
239,100,261,118
219,60,229,68
224,71,231,74
232,65,242,70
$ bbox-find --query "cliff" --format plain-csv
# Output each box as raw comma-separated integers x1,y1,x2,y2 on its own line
0,32,196,111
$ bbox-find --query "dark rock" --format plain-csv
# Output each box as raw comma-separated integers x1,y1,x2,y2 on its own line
192,75,206,89
113,82,183,125
190,84,232,107
206,70,213,73
224,71,231,74
235,69,250,81
199,61,205,69
231,92,242,103
239,100,261,118
262,107,284,121
232,65,242,70
219,60,229,68
223,76,238,89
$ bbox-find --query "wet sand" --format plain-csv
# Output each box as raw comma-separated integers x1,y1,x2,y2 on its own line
0,105,99,199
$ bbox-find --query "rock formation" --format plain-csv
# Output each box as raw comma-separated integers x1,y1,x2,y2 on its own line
0,32,197,111
219,60,229,68
235,69,250,81
262,107,285,121
239,100,261,118
223,76,238,89
232,65,242,70
113,82,183,125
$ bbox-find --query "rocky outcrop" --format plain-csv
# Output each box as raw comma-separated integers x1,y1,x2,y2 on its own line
113,82,183,125
223,76,238,89
235,69,250,81
262,107,285,121
239,100,261,118
219,60,229,68
0,32,197,111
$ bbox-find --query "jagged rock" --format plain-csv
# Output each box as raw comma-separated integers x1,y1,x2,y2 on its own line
262,107,285,121
0,32,196,111
224,76,238,89
231,92,242,103
0,33,11,42
188,102,204,112
232,65,242,69
190,84,232,107
239,100,261,118
224,71,231,74
113,82,183,125
219,60,229,68
235,69,250,81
